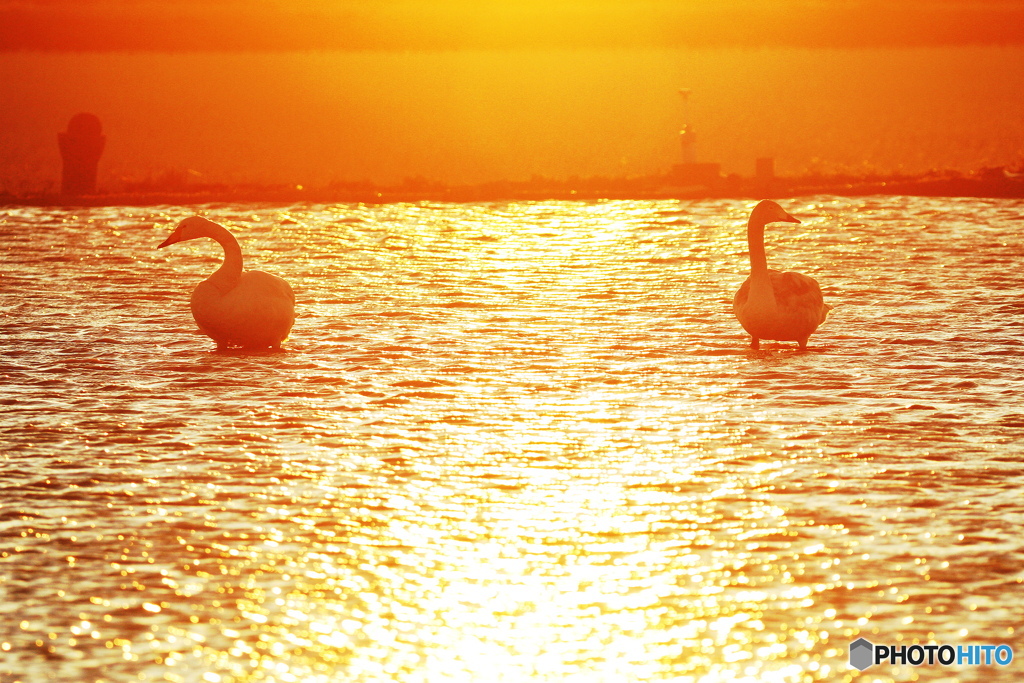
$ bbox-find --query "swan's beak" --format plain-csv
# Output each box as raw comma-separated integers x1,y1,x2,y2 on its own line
158,233,178,249
783,212,800,224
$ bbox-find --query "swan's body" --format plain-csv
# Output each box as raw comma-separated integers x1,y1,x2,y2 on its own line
732,200,830,350
158,216,295,350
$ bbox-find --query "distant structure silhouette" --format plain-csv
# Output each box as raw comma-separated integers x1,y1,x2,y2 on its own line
58,113,105,195
670,89,720,187
678,89,696,165
755,157,777,195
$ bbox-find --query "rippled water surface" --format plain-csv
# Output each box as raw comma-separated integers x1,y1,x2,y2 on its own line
2,197,1024,682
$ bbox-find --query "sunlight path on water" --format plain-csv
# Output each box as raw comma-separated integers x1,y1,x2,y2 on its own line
1,197,1023,682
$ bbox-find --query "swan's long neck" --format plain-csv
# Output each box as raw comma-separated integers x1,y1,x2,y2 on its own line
746,214,776,307
204,222,244,292
747,215,769,274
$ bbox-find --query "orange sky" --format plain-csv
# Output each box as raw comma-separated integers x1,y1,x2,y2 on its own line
2,2,1024,190
4,1,1024,51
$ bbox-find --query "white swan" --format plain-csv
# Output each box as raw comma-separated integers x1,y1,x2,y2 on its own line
733,200,830,350
158,216,295,350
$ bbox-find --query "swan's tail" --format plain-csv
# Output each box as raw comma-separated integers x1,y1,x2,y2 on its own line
821,303,834,324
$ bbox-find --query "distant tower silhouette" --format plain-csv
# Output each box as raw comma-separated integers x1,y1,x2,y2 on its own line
670,89,720,187
58,113,105,195
678,89,695,164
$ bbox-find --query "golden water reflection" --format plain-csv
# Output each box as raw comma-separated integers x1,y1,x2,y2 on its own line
5,198,1024,682
144,418,848,683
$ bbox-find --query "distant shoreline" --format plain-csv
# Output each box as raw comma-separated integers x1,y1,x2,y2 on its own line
4,171,1023,207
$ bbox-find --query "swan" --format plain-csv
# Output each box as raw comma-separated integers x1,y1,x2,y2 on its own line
158,215,295,350
733,200,830,350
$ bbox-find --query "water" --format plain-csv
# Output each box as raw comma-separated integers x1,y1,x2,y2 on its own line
2,196,1023,682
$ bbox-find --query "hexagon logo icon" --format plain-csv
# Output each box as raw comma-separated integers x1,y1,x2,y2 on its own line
849,637,874,671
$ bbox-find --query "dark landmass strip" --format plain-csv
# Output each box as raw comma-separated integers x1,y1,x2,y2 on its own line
3,168,1023,208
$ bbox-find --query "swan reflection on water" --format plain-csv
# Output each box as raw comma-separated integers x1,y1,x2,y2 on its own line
158,215,296,351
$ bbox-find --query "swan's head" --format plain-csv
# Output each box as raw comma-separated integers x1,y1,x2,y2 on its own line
158,215,220,248
750,199,800,226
